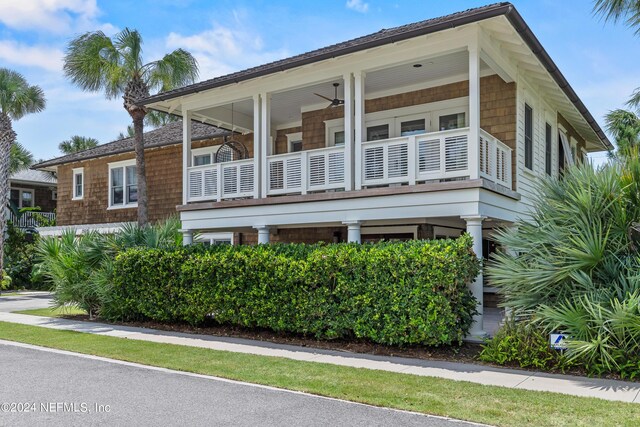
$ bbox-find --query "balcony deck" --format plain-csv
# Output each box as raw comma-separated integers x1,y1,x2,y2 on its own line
185,127,513,204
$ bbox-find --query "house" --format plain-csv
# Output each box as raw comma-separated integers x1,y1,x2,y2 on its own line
8,168,57,228
134,2,612,336
33,120,234,244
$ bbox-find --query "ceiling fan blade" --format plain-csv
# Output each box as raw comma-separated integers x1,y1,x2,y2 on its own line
314,93,334,102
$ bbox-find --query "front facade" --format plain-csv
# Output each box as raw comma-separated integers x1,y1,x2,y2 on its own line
138,3,611,337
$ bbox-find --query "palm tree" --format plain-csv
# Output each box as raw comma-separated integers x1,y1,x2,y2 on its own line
117,125,134,140
63,28,198,226
9,142,34,173
604,109,640,157
59,135,99,154
0,68,46,281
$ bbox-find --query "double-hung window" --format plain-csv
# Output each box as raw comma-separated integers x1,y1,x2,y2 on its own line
524,104,534,170
72,168,84,200
545,122,552,175
109,160,137,208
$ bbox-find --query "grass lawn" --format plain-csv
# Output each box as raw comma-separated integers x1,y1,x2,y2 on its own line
0,322,638,426
14,306,86,317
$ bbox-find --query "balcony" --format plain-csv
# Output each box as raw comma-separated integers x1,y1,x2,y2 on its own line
6,210,56,229
185,128,512,203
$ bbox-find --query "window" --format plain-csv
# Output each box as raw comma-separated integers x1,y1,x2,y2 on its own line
109,160,137,208
367,124,389,141
72,168,84,200
9,188,34,208
286,132,303,152
524,104,533,170
333,131,345,146
545,122,552,176
193,153,212,166
438,113,465,131
400,119,426,136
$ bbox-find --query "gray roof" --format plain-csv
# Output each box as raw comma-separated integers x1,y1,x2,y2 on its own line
33,120,226,169
138,2,611,150
10,168,57,186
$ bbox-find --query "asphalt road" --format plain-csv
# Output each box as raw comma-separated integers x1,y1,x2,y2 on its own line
0,342,480,427
0,293,53,312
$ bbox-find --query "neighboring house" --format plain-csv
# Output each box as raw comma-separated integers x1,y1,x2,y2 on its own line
33,120,234,243
134,2,612,335
8,169,57,228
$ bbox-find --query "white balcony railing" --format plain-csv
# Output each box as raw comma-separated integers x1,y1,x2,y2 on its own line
267,146,345,195
362,128,471,187
6,209,56,228
187,158,254,202
479,129,512,188
361,127,512,189
186,128,512,203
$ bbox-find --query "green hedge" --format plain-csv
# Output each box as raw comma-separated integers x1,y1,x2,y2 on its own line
106,236,480,346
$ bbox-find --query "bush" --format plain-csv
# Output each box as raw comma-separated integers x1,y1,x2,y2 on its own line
3,223,44,289
36,218,183,317
479,320,571,371
104,236,480,347
487,152,640,374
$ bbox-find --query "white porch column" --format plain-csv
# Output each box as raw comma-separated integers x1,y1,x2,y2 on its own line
180,229,194,246
260,92,271,198
254,225,271,244
182,110,193,205
354,71,365,190
462,215,486,339
343,220,362,243
468,41,481,180
343,72,354,191
253,94,262,199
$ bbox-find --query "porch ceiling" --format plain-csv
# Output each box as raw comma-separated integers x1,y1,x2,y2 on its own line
192,51,491,130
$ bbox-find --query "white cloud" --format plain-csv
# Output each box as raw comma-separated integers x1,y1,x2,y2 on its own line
0,0,115,34
346,0,369,13
0,40,64,72
165,23,289,80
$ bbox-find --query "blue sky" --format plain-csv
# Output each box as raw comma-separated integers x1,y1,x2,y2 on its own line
1,0,637,162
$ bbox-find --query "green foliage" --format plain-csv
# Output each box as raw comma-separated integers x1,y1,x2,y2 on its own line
36,218,182,317
480,320,571,371
58,135,99,154
104,237,480,347
3,223,44,289
487,155,640,375
0,271,10,290
9,142,34,173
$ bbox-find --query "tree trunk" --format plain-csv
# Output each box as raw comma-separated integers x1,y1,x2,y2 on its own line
131,110,148,227
123,78,150,227
0,112,16,282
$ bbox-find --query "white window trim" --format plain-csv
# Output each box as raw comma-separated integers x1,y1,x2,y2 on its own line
108,159,137,210
324,97,469,146
9,186,35,208
558,128,574,166
286,132,303,152
72,167,84,200
191,145,220,166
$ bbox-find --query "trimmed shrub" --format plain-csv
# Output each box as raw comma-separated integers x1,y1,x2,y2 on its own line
105,236,480,346
3,223,44,289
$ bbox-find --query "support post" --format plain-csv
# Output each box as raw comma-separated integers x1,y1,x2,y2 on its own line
468,41,481,180
182,110,193,205
462,215,486,339
254,225,271,244
253,94,262,199
343,220,362,243
343,72,354,191
180,229,194,246
260,92,271,198
354,71,365,190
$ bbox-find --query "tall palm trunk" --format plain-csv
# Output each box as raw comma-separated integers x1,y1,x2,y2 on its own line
124,78,150,227
0,112,16,280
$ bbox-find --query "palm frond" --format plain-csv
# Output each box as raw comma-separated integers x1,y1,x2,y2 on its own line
145,48,199,93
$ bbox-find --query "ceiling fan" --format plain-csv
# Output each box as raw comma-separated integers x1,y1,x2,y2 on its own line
314,83,344,108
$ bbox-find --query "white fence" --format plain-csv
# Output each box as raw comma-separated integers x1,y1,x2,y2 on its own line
187,159,254,202
6,210,56,228
267,146,345,195
479,129,512,188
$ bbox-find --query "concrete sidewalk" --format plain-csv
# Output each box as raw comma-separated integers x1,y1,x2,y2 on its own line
0,310,639,404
